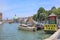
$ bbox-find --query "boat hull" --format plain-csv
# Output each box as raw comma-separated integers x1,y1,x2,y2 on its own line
18,26,37,31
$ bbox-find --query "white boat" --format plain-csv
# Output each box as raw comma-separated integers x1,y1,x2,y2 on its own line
18,24,37,31
0,22,3,24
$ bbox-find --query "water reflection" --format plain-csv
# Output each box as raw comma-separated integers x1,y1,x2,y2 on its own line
0,24,5,40
0,23,51,40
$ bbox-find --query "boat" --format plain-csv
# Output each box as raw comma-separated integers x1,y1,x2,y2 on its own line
0,21,3,24
7,20,13,24
18,24,37,31
35,24,44,30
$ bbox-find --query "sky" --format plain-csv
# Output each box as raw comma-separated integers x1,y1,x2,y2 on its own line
0,0,60,19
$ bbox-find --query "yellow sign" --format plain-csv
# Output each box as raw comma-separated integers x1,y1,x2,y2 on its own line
44,24,57,31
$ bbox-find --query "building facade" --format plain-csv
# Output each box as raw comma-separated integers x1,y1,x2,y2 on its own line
0,13,2,21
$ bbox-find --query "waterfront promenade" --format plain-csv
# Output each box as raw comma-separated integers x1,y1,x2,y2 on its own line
44,29,60,40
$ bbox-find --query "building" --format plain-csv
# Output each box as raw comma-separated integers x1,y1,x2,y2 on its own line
6,19,13,23
13,15,19,23
0,13,2,21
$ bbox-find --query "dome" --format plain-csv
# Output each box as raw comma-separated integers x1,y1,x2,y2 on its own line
13,15,18,19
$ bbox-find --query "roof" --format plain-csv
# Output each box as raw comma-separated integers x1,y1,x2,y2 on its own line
13,16,18,19
49,13,56,17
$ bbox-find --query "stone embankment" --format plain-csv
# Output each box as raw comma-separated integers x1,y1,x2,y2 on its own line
44,29,60,40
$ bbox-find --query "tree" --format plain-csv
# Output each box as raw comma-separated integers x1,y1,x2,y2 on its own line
37,7,46,21
52,7,60,18
51,6,56,10
57,8,60,18
37,7,45,13
47,10,52,15
33,6,60,22
33,14,37,21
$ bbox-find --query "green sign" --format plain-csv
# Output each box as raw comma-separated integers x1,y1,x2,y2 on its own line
49,20,55,24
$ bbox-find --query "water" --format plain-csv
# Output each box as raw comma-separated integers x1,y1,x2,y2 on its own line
0,23,51,40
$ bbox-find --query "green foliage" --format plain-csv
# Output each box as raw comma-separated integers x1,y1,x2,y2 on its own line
33,6,60,21
37,7,46,21
51,6,56,10
33,14,37,21
37,7,45,13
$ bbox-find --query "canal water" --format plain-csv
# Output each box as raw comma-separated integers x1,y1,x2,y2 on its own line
0,23,51,40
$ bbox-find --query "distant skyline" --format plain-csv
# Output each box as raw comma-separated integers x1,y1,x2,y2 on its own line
0,0,60,19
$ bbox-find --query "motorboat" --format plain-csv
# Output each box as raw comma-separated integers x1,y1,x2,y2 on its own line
0,21,3,24
18,24,37,31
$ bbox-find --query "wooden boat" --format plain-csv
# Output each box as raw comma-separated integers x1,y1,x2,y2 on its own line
18,24,37,31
